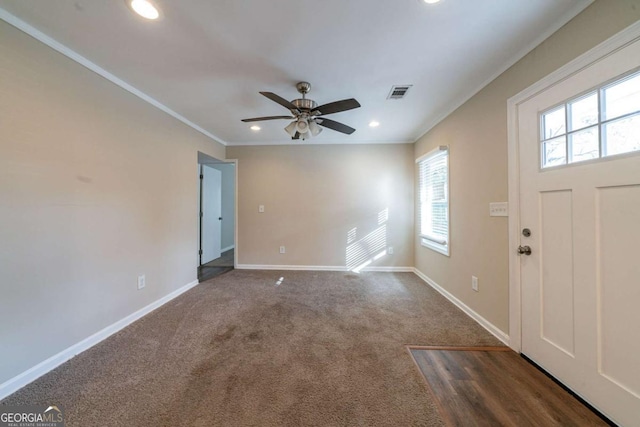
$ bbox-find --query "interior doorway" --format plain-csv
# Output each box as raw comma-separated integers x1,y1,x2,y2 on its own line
197,152,236,282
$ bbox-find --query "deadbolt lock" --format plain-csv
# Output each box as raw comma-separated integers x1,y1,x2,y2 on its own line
517,245,532,256
522,228,531,237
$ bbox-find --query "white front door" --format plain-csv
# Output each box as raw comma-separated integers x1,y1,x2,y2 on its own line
201,165,222,264
518,37,640,426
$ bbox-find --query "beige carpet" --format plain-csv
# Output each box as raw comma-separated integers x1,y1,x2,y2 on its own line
2,270,502,426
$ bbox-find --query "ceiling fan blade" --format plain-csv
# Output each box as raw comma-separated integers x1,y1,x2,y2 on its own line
317,118,356,135
241,115,293,122
260,92,300,112
313,98,360,116
292,132,301,140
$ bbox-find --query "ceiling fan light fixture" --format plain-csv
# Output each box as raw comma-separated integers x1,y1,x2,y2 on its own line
243,82,360,140
308,120,322,136
295,118,310,134
127,0,160,20
284,121,297,137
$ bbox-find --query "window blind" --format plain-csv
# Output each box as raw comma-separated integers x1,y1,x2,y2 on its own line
418,147,449,248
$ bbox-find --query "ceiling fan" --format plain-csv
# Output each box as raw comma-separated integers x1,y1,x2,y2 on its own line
241,82,361,140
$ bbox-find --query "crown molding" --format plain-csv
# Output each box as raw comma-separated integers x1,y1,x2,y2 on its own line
412,0,594,143
227,138,413,147
0,7,229,146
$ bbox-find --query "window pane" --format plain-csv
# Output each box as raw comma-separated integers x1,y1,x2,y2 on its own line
569,92,598,131
569,126,599,163
431,202,448,237
542,136,566,168
542,107,566,140
418,150,449,253
603,113,640,157
603,72,640,120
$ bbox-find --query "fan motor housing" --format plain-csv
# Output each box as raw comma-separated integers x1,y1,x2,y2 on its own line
292,98,317,111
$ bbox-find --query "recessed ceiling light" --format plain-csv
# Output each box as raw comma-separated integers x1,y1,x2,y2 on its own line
423,0,441,3
127,0,160,20
369,121,380,128
250,125,261,131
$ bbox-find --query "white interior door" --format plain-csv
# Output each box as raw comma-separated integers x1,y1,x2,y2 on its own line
518,37,640,426
201,165,221,264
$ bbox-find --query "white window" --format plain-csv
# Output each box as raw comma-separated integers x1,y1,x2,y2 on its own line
417,146,449,256
541,70,640,169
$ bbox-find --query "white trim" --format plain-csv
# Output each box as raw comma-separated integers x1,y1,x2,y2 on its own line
506,20,640,353
221,245,235,253
419,234,447,245
236,264,414,273
227,159,239,270
0,8,227,147
419,237,449,257
415,145,448,163
508,20,640,107
507,95,522,352
0,279,199,401
416,146,450,257
357,266,414,272
413,268,510,346
412,1,594,143
226,139,413,147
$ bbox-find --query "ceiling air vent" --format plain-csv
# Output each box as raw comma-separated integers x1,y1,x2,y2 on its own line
387,85,412,100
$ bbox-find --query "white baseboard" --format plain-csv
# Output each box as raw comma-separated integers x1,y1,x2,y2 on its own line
221,245,235,253
362,266,414,272
235,264,414,273
413,268,510,346
0,279,199,401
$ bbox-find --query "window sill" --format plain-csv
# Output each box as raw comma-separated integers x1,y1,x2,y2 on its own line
420,237,449,257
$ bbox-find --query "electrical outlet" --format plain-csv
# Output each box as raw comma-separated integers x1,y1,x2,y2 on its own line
388,246,394,254
472,276,479,292
279,246,285,254
259,205,265,213
137,275,146,290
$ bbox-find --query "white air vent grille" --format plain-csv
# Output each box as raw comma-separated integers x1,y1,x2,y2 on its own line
387,85,412,99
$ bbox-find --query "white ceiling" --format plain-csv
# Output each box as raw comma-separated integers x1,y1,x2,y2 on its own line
0,0,592,146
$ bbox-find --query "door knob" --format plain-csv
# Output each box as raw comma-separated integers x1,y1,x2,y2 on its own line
517,245,532,256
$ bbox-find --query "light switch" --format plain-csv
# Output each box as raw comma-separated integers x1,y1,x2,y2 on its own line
259,205,265,213
489,202,508,217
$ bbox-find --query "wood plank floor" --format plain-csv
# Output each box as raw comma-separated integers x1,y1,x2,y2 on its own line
204,248,234,267
198,249,234,282
408,346,609,427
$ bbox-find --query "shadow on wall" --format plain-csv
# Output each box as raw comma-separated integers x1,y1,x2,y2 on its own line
346,208,389,273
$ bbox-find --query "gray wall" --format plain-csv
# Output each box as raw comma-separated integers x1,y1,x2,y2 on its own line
0,20,225,385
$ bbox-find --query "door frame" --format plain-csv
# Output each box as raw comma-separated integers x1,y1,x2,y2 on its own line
506,21,640,353
197,154,239,270
229,158,238,269
199,164,204,265
200,163,223,264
